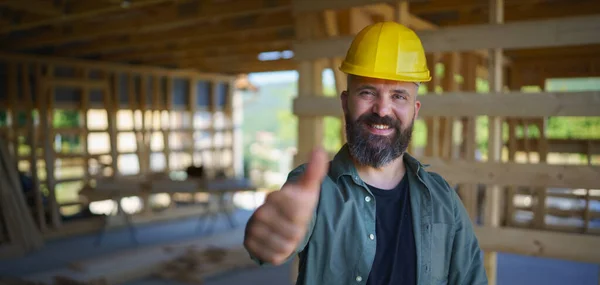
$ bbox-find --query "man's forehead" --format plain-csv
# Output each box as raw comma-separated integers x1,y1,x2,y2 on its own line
350,75,417,89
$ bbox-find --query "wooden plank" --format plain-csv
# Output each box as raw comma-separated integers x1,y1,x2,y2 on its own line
484,1,504,282
43,78,109,90
4,0,291,50
293,15,600,60
0,0,62,16
22,63,46,232
63,13,292,58
0,52,234,82
510,138,600,155
421,158,600,190
107,73,119,176
293,91,600,117
475,226,600,264
41,64,61,229
0,0,173,34
292,0,422,13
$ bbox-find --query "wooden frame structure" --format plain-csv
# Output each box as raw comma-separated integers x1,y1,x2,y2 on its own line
0,0,599,283
289,0,600,284
0,52,240,245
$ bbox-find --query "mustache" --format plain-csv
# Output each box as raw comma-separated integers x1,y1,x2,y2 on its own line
356,113,400,127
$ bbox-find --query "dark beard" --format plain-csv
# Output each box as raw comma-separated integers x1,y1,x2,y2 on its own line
345,112,414,168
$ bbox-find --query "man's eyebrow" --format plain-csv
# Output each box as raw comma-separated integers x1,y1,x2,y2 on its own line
392,89,408,94
354,85,377,92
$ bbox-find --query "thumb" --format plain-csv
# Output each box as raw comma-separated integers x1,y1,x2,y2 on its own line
298,148,329,192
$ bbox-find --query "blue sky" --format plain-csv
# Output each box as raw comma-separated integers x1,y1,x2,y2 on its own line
248,69,336,86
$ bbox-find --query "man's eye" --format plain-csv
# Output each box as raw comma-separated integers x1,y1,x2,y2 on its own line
360,91,374,96
393,94,406,100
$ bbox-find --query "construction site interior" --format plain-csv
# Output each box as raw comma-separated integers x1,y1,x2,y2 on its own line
0,0,599,284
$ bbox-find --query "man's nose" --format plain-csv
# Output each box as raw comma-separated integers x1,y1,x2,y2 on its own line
372,97,392,117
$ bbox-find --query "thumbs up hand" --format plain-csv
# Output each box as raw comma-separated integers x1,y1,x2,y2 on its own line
244,148,329,265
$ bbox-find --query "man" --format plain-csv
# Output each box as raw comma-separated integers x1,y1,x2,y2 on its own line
244,21,488,285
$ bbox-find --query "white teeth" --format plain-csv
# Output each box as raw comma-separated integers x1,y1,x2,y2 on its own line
371,124,389,130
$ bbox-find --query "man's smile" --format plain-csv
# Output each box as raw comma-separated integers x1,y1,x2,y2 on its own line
366,122,395,136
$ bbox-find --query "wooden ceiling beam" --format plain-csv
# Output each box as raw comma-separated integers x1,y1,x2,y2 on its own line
506,44,600,59
439,0,600,25
56,10,292,57
3,0,291,51
0,0,62,16
197,59,297,74
294,15,600,60
292,0,546,14
148,41,293,67
0,0,174,34
142,39,293,66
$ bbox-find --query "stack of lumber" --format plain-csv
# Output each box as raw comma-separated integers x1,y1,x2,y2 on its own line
25,228,247,285
158,246,257,284
0,137,43,255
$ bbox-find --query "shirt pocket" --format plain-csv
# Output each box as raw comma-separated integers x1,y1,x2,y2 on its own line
431,223,455,282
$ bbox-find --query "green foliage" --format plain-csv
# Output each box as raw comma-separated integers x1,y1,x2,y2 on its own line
323,116,342,153
53,110,80,128
0,111,6,126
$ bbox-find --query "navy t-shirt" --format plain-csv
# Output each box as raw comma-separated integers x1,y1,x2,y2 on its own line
366,174,416,285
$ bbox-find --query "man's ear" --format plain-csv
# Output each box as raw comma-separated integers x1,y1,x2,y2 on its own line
341,90,349,114
414,99,421,119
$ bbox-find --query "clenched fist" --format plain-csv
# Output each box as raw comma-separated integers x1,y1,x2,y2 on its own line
244,148,329,265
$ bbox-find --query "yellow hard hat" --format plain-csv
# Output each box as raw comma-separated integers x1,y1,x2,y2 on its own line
339,21,431,83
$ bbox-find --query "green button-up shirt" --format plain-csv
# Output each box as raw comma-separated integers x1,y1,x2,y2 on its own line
251,144,488,285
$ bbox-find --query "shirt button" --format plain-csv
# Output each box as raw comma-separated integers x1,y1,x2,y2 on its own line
365,196,371,202
369,234,375,240
356,276,362,282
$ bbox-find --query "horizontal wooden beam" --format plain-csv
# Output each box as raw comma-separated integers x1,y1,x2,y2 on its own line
420,158,600,189
0,0,62,16
199,59,297,74
100,26,293,63
292,0,402,13
149,40,292,67
3,0,290,50
441,1,600,26
510,139,600,156
475,226,600,264
0,0,174,34
44,79,109,90
293,91,600,117
293,15,600,60
0,52,234,81
59,11,292,58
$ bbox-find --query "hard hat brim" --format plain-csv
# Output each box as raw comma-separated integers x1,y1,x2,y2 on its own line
339,62,432,83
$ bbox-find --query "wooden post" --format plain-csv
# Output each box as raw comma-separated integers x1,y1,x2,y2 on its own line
534,117,548,229
140,75,149,175
41,64,61,229
394,0,410,25
163,76,172,173
291,11,325,283
210,79,218,175
190,77,199,169
23,63,46,232
322,9,348,146
8,63,19,159
484,0,504,284
107,73,119,176
440,52,460,159
80,68,90,184
460,52,478,222
424,53,441,157
293,12,324,167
